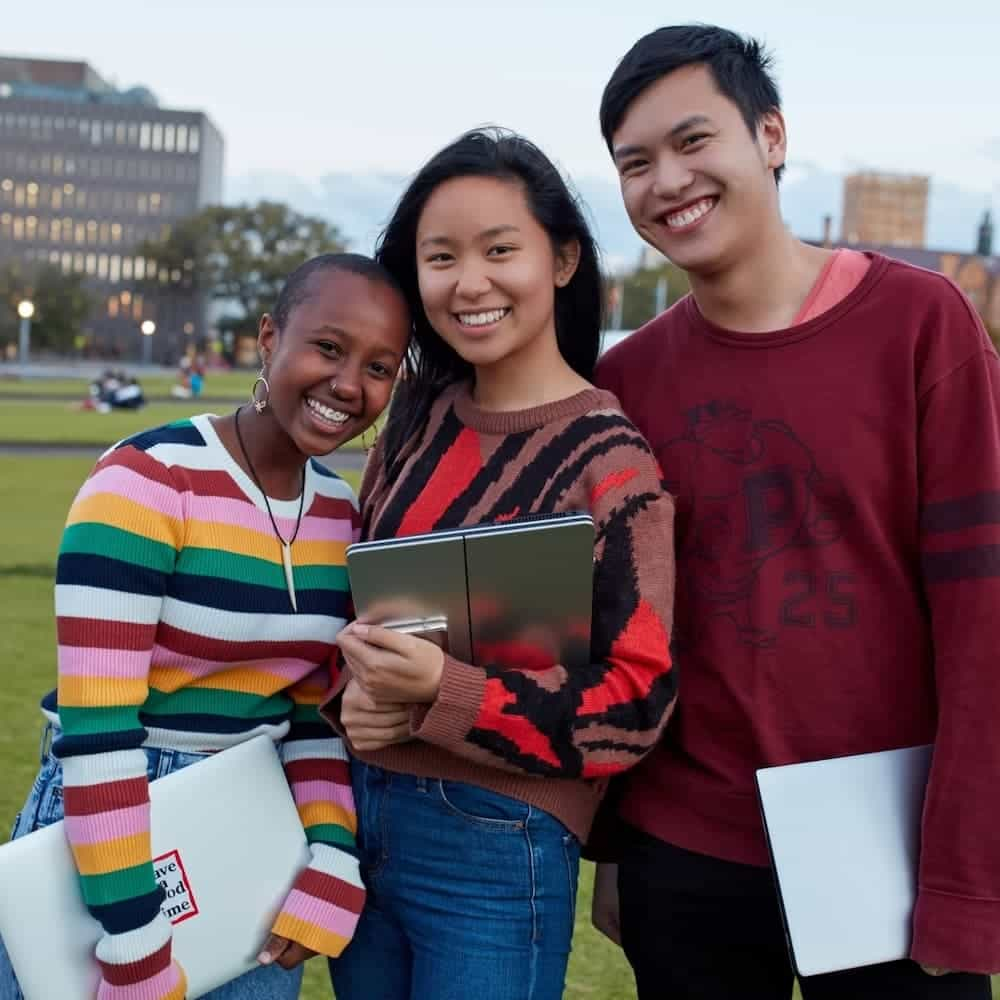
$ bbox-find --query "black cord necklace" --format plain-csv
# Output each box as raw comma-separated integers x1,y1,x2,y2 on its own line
234,405,306,611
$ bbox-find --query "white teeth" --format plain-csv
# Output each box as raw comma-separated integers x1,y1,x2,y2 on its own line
306,397,349,425
457,308,509,327
666,198,715,229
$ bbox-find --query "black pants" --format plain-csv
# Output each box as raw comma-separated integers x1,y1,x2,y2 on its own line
618,826,991,1000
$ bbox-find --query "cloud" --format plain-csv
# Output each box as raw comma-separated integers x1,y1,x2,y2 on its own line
981,138,1000,161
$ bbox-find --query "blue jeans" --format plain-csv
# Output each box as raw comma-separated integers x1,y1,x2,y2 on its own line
330,761,581,1000
0,724,305,1000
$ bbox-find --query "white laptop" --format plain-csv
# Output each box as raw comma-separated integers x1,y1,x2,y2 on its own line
756,744,932,977
0,735,311,1000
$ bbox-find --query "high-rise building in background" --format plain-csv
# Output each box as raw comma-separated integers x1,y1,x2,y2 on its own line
841,171,929,248
0,56,224,360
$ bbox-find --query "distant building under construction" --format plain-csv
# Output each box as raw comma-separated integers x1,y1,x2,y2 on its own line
841,171,929,248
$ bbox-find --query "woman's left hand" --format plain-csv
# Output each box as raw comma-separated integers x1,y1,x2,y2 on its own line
258,934,316,970
337,623,444,703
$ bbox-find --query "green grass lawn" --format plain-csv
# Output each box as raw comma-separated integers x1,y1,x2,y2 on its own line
0,400,367,450
3,456,995,1000
0,370,249,399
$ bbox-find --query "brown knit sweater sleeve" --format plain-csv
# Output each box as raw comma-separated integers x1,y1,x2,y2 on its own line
410,435,677,779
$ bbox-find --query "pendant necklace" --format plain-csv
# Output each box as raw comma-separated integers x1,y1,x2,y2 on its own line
234,405,306,612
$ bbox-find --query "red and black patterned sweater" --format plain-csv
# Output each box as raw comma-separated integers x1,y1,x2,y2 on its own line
346,381,677,840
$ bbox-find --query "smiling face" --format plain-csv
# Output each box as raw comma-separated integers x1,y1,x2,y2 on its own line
414,175,577,372
258,268,409,457
611,63,786,275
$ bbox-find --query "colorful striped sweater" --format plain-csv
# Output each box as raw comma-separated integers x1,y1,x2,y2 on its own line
342,383,678,839
44,414,364,999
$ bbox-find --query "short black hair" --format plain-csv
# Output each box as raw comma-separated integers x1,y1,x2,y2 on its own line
272,252,405,330
600,24,784,185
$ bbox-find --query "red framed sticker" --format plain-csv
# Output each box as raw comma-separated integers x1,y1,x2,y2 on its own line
153,849,200,925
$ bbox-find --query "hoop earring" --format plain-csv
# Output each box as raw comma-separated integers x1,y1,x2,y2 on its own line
361,424,379,452
251,368,270,413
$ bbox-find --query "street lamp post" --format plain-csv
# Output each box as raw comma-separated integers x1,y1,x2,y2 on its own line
140,319,156,365
17,300,34,365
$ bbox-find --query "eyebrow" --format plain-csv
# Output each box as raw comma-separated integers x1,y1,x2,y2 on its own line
418,224,521,249
312,325,402,359
613,115,713,163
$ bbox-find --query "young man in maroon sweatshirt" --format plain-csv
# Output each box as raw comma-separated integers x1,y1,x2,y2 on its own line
592,23,1000,1000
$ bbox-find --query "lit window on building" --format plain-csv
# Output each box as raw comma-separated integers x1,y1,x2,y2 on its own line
61,252,72,273
109,255,121,283
176,125,188,153
13,217,23,240
189,127,200,154
121,290,132,306
122,257,133,280
108,296,119,317
128,122,138,145
165,124,175,152
85,254,97,275
73,252,84,273
140,123,151,150
115,122,126,144
152,123,163,151
134,259,145,280
111,223,122,244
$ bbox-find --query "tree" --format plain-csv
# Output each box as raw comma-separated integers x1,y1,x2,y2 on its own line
618,261,691,330
136,201,346,340
0,261,94,355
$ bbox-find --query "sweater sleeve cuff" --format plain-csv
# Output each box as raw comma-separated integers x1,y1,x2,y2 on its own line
271,844,366,959
910,886,1000,974
94,916,187,999
409,654,487,751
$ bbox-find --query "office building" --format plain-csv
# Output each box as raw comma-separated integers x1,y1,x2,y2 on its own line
0,56,224,359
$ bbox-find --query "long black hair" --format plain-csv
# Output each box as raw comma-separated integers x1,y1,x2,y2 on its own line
376,127,603,476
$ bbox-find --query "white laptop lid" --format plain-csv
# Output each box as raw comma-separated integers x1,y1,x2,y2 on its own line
755,744,932,977
0,735,311,1000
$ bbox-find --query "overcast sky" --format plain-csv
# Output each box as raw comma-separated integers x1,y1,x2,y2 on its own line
5,0,999,205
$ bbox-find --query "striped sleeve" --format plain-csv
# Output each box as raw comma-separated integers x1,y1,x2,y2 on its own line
411,437,678,779
54,444,187,998
911,340,1000,974
271,664,366,957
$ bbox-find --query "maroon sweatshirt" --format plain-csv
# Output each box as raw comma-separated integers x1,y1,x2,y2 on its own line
595,253,1000,974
